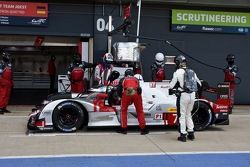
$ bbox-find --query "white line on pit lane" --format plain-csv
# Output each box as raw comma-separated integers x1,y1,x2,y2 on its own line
1,151,250,159
10,131,168,137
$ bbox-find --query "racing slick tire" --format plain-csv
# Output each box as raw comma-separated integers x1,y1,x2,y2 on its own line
192,101,212,131
52,101,86,132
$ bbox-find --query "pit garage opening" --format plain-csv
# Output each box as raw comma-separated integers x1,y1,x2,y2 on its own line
0,35,86,105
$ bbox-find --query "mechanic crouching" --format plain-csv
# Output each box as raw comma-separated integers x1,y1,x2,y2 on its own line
117,69,149,135
169,55,201,142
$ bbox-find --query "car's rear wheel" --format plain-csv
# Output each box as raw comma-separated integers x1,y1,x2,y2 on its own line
192,101,212,131
52,102,86,132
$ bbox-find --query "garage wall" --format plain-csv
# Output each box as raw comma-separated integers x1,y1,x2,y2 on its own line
0,3,94,36
137,5,249,104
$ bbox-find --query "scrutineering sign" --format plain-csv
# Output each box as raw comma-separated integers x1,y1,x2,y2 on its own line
171,9,250,34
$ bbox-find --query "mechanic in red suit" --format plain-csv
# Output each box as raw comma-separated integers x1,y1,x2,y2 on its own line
224,54,238,110
117,69,149,135
0,51,13,114
151,52,166,81
67,53,96,93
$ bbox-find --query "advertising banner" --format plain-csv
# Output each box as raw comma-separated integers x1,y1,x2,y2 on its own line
171,9,250,34
0,1,48,26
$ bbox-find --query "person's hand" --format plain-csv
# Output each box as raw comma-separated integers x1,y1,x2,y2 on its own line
169,88,174,95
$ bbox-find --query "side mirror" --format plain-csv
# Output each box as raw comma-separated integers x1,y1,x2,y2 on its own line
108,70,120,83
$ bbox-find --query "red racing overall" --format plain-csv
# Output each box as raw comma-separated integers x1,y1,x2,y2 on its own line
224,65,237,107
70,67,85,93
0,66,12,109
155,67,165,81
151,63,165,82
120,76,146,129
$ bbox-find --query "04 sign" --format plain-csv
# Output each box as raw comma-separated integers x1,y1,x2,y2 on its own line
96,18,114,32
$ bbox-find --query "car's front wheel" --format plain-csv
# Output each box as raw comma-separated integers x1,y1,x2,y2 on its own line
52,102,86,132
192,101,212,131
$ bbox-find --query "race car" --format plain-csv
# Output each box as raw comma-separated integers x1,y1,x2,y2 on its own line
27,71,230,133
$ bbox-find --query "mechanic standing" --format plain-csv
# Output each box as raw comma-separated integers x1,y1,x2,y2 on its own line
151,52,166,81
169,55,201,142
47,54,56,94
224,54,238,111
94,53,114,86
0,51,13,114
117,69,149,135
67,53,96,93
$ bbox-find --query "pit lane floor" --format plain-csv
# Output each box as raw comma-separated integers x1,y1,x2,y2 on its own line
0,105,250,166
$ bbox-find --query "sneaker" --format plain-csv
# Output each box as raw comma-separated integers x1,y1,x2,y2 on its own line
116,128,127,134
187,132,195,140
3,108,11,113
0,109,4,115
140,128,149,135
177,134,187,142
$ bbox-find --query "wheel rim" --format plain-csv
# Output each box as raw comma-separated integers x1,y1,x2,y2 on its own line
57,106,79,128
193,109,209,127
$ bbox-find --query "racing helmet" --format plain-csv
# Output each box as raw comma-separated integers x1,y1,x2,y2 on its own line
226,54,235,65
103,53,113,64
124,69,134,77
155,53,165,65
2,51,10,63
174,55,187,68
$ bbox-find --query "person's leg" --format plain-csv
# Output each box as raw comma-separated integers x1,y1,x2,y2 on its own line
120,95,130,132
186,93,196,140
133,94,146,130
177,94,189,142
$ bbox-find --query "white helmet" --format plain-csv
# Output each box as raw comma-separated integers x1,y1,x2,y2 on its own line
103,53,113,64
155,52,165,65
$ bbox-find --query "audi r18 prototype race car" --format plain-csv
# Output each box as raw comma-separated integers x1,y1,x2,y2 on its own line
27,71,230,133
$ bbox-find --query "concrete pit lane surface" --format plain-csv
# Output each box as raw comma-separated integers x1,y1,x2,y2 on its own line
0,105,249,167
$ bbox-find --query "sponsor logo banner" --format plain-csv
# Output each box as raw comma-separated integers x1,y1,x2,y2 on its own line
171,9,250,34
0,1,48,26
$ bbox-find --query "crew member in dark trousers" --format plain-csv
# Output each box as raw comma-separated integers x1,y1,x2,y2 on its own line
151,52,166,81
169,55,201,142
224,54,238,112
0,51,13,114
117,69,149,135
47,55,56,94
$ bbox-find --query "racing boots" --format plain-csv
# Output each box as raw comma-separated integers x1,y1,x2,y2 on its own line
140,128,149,135
177,133,187,142
116,128,127,135
187,132,195,140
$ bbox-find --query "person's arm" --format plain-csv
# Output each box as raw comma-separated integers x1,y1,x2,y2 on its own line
151,64,157,81
169,71,178,89
231,65,238,76
0,63,4,75
83,61,96,68
94,65,102,84
67,64,73,80
117,78,124,97
195,73,202,86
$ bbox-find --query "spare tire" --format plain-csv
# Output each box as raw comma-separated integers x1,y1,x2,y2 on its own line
192,101,212,131
52,101,86,132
